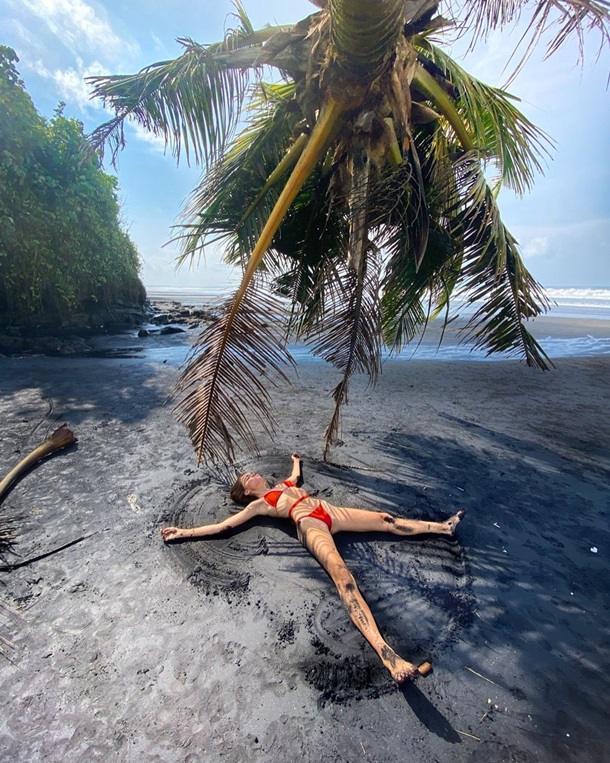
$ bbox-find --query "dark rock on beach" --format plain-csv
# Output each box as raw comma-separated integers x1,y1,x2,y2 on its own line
0,297,148,356
0,296,217,356
148,300,219,328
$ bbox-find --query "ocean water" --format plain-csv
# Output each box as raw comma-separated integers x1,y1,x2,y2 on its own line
545,288,610,321
144,286,610,364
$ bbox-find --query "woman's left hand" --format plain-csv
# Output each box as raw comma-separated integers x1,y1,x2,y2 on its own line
291,452,301,461
161,526,187,542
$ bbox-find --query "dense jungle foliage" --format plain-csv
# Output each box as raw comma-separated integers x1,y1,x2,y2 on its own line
0,47,144,326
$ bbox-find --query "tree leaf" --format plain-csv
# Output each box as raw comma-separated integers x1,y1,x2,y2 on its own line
175,285,295,464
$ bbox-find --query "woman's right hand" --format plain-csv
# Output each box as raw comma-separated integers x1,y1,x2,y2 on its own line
161,526,188,542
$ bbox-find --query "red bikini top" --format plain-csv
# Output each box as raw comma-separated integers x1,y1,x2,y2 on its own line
263,480,297,508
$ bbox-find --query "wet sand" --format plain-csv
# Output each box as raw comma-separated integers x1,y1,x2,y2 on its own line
0,352,609,762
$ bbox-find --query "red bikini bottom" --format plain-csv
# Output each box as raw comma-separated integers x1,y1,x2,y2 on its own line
303,504,333,531
288,496,333,531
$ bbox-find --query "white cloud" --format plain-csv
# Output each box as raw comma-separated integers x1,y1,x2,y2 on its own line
150,32,165,54
128,120,170,154
25,56,108,111
53,59,109,110
512,218,610,263
24,58,52,78
21,0,138,63
3,18,43,55
509,219,610,287
514,219,610,239
522,235,549,258
6,0,163,145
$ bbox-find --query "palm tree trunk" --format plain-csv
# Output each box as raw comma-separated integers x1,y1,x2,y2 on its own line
328,0,406,84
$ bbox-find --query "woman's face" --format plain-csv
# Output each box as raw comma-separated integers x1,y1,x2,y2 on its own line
240,472,266,495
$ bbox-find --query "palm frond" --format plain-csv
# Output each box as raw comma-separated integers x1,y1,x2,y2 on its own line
275,255,346,339
174,81,301,268
368,111,550,367
346,137,372,274
241,133,308,228
88,43,246,167
375,66,432,267
381,224,458,350
367,155,454,349
305,253,382,458
229,0,256,36
175,96,345,463
270,174,349,337
411,64,477,151
175,285,294,464
87,11,293,168
452,0,610,73
447,152,552,368
418,42,553,194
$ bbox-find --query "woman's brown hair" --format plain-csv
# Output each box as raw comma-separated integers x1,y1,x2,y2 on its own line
230,477,256,505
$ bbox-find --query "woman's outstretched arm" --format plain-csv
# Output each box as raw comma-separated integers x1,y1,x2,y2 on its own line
289,452,303,485
161,499,266,542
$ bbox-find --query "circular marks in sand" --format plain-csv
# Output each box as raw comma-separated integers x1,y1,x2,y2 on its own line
160,478,265,599
160,454,308,598
160,456,473,704
307,538,473,704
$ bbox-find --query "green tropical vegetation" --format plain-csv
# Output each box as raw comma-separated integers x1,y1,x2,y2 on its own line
89,0,610,465
0,46,144,329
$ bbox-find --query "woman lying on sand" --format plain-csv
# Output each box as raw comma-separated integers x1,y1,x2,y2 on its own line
161,453,464,683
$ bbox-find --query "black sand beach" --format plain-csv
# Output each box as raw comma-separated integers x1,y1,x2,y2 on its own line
1,349,609,762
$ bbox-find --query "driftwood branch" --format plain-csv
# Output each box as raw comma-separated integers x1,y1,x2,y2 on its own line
1,424,77,557
0,424,77,504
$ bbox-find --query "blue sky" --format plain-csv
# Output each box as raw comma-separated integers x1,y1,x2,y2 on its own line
2,0,609,291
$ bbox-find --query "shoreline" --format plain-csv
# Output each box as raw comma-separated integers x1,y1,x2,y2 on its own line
142,305,610,360
2,298,609,362
1,354,609,761
96,311,610,365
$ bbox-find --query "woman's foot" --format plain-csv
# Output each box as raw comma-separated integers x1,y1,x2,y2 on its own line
380,646,420,683
442,509,465,536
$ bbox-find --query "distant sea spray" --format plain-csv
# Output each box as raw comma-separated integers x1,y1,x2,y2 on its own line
545,288,610,320
146,285,610,316
145,285,236,306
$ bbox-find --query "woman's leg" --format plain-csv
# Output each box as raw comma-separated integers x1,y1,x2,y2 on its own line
298,518,419,683
329,505,464,536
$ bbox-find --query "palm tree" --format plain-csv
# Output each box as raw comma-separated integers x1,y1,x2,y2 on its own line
89,0,609,465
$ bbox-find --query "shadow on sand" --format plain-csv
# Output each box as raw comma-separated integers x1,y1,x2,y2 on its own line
401,681,462,743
